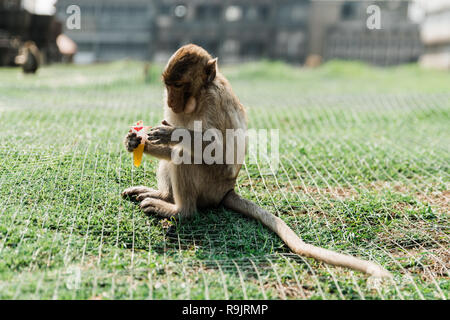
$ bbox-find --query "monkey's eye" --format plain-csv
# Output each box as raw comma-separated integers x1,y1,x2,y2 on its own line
173,83,183,88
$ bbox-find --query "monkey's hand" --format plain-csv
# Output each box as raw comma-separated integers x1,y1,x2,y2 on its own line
124,131,142,152
147,124,176,146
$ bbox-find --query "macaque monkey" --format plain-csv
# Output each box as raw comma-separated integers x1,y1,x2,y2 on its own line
123,44,391,278
15,41,40,74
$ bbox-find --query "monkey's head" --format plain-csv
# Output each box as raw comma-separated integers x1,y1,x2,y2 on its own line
162,44,217,114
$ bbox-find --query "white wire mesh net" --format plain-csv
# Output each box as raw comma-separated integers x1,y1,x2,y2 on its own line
0,62,448,299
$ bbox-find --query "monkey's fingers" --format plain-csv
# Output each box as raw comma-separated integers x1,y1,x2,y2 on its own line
148,127,173,144
149,126,171,134
150,124,173,131
148,132,167,140
149,139,163,145
147,132,158,140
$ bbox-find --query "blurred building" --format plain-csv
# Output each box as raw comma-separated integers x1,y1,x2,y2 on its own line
153,0,278,63
56,0,155,63
54,0,422,66
419,1,450,70
152,0,311,63
321,1,422,66
56,0,311,64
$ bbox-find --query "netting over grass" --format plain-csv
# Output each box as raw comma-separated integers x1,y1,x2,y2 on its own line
0,61,448,299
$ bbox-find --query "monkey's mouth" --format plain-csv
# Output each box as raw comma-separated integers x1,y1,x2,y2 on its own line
170,93,192,113
170,104,185,114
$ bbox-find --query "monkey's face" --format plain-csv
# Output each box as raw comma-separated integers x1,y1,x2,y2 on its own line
165,81,192,114
162,44,218,113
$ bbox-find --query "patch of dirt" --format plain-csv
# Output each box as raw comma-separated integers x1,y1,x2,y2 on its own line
368,181,410,194
392,202,415,213
391,247,449,281
367,181,449,213
415,190,449,214
377,217,445,246
263,281,315,299
294,186,357,200
425,248,450,279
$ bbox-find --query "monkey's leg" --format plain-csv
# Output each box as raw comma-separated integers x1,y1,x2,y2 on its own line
140,164,197,218
139,196,196,219
152,160,173,202
139,198,179,218
123,162,175,203
133,161,175,203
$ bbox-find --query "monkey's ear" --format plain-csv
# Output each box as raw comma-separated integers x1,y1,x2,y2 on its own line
205,58,217,83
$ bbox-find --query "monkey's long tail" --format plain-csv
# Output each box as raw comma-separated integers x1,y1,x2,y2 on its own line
222,190,391,278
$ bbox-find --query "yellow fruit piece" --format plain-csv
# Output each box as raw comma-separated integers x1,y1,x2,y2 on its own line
133,143,145,167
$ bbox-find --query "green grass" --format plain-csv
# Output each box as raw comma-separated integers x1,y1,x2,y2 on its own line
0,60,449,299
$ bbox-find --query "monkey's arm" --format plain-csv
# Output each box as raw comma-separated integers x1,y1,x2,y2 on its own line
143,141,172,160
148,125,212,148
124,131,172,161
148,125,242,165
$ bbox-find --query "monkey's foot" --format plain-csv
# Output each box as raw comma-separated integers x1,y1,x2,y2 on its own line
121,186,158,200
140,198,178,218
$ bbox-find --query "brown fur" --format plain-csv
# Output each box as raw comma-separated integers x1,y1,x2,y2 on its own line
123,44,391,277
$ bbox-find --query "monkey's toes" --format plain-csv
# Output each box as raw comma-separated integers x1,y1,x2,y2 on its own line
136,191,162,201
139,198,178,218
121,186,155,199
139,198,158,214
